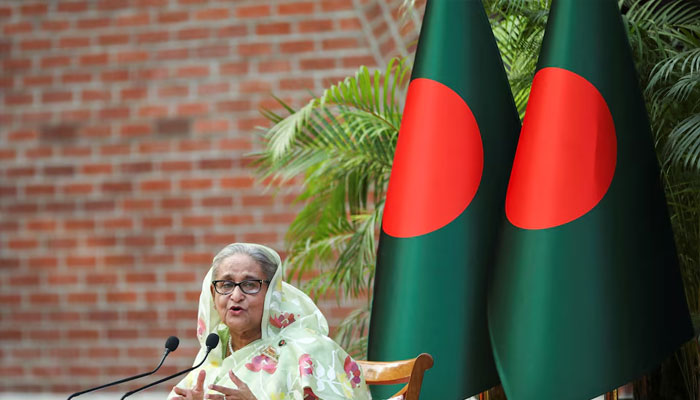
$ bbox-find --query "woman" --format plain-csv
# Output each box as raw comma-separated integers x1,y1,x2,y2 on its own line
169,243,371,400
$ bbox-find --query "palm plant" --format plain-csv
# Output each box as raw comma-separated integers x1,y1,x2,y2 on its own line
254,0,700,395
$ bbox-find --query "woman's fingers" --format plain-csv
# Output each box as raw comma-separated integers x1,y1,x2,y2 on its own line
173,387,188,396
208,384,237,395
228,370,248,389
204,394,225,400
195,369,207,392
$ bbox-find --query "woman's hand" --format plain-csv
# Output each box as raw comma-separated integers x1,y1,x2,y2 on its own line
205,370,257,400
171,370,207,400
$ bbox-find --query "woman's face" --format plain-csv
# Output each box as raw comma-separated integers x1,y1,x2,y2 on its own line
211,253,269,347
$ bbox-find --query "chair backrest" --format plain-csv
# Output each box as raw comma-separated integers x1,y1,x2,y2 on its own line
357,353,434,400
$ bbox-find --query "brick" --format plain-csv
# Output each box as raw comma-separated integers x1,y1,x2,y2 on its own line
321,0,354,11
116,13,149,26
44,165,75,176
120,87,147,100
176,103,209,116
120,161,153,173
339,17,362,30
198,82,229,95
3,58,31,70
256,22,291,35
141,216,172,227
99,219,128,230
236,5,270,18
195,8,230,20
182,214,214,226
178,139,211,151
299,19,334,33
161,160,192,171
237,43,272,56
25,184,55,196
42,20,70,31
220,62,248,75
217,25,247,38
219,176,255,189
24,75,53,86
202,233,237,245
82,163,113,174
322,37,359,50
120,124,152,137
85,236,117,247
98,34,130,46
218,138,252,150
40,124,79,141
68,292,98,303
137,31,169,43
59,37,91,48
97,0,129,11
147,291,176,302
104,254,135,266
139,141,171,153
58,2,88,12
216,100,251,112
27,256,59,269
101,181,132,193
30,293,60,304
161,197,192,209
259,60,291,73
99,107,130,119
101,70,130,82
21,3,48,15
177,28,210,40
125,272,155,282
157,48,189,60
62,72,92,83
343,55,376,67
117,51,149,63
300,58,335,70
175,65,209,78
194,119,229,134
158,11,188,23
86,273,117,284
4,93,33,106
164,234,195,246
63,183,93,195
82,90,111,102
66,256,96,268
4,21,33,35
143,253,174,264
80,53,109,65
238,117,270,130
0,257,20,268
139,105,168,118
83,200,115,211
158,86,189,98
8,238,38,250
77,17,111,29
278,2,314,14
202,196,233,207
243,194,274,206
48,238,78,249
122,198,154,210
139,180,172,192
280,77,315,90
67,330,99,340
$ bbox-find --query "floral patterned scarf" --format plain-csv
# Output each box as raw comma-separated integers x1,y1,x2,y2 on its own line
168,243,371,400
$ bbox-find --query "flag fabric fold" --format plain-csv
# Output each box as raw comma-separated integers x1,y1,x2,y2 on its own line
488,0,693,399
368,0,520,398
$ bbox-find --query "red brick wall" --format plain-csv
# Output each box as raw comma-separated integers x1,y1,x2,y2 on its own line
0,0,419,394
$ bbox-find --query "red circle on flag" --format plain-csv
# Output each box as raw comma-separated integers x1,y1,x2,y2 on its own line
505,67,617,229
382,78,483,238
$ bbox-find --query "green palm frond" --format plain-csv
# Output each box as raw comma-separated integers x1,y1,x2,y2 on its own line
253,57,411,299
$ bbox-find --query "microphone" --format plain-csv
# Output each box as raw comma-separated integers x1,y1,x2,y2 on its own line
67,336,179,399
121,333,220,399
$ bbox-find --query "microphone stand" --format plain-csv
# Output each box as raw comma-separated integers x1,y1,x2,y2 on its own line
121,345,216,399
67,346,173,399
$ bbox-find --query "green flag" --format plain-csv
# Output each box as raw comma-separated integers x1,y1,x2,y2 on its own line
488,0,693,398
367,0,520,398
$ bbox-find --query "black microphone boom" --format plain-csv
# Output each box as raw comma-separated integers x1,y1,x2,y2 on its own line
121,333,220,400
66,336,179,399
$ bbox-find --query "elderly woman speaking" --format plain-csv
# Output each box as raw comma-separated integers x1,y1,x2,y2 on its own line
169,243,371,400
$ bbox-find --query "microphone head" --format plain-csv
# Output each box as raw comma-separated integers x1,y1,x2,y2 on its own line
165,336,179,352
205,333,219,350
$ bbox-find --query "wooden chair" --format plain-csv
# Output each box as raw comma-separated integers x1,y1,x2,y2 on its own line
357,353,434,400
